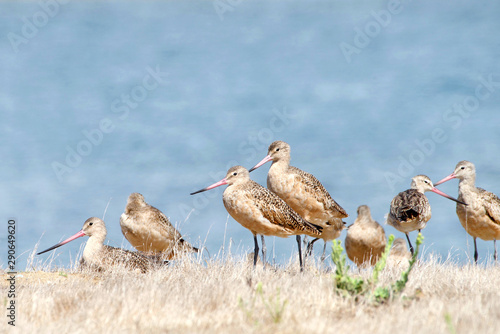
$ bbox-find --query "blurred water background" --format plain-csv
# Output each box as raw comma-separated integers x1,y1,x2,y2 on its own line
1,0,500,269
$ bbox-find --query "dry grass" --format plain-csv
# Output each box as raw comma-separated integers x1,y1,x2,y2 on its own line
3,250,500,334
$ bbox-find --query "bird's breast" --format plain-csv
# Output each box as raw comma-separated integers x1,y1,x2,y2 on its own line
223,189,257,222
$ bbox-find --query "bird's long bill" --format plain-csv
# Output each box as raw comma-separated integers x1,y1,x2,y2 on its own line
431,187,467,205
37,230,86,255
249,155,273,172
434,173,457,186
190,178,228,195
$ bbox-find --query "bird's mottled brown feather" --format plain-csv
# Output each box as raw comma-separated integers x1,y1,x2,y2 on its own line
102,245,164,273
120,193,198,258
390,189,430,223
42,217,167,273
246,180,323,236
345,205,386,266
478,188,500,226
288,166,348,218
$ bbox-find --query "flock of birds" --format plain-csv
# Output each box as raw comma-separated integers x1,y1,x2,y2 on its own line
37,194,199,273
37,141,500,272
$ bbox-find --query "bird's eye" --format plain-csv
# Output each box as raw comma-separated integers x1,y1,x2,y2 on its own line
89,222,93,226
276,148,280,151
461,166,465,170
233,172,237,176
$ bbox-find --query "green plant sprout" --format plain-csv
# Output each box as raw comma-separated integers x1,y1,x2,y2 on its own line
444,312,457,334
332,233,423,304
238,281,288,324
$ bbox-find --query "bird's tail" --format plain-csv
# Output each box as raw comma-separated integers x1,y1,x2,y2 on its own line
308,222,323,235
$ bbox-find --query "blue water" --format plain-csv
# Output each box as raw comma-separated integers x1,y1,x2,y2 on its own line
2,0,500,269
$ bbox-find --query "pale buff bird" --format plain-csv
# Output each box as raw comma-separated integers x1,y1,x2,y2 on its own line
249,140,348,261
387,175,465,255
435,160,500,262
190,165,322,271
387,238,412,268
120,193,198,260
345,205,386,267
37,217,163,273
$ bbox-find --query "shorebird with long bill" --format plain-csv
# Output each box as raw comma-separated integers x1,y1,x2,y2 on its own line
37,217,164,272
434,160,500,262
249,140,348,261
190,165,322,271
387,238,412,268
387,175,466,255
120,193,198,260
345,205,387,267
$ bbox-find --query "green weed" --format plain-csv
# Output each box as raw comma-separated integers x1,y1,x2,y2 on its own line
332,233,423,304
444,312,457,334
238,281,288,324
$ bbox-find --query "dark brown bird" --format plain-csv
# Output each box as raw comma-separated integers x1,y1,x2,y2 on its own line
120,193,198,260
190,165,322,270
435,160,500,262
345,205,386,267
387,175,465,255
37,217,163,273
249,140,348,261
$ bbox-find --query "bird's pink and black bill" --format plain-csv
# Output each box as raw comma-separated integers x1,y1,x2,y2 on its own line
190,178,228,195
249,155,273,172
37,230,86,255
430,186,467,205
434,173,457,186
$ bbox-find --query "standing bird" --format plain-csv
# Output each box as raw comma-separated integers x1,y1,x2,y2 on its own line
190,165,322,271
435,160,500,262
249,140,348,261
387,175,466,255
37,217,163,273
387,238,412,268
120,193,198,260
345,205,387,267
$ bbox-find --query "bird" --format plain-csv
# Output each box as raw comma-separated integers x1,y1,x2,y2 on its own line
120,193,198,260
345,205,387,267
249,140,348,261
387,238,412,268
37,217,164,273
387,174,466,255
434,160,500,263
190,165,322,271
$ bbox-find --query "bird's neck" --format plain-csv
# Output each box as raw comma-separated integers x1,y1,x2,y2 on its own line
458,175,476,193
360,216,373,225
270,158,290,173
411,186,426,194
82,234,105,262
126,202,144,214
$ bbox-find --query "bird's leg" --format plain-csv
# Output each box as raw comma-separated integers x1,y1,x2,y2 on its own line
303,235,309,247
494,239,497,262
296,235,303,272
260,235,267,269
253,234,259,268
406,233,414,255
306,238,319,257
474,237,478,264
320,240,327,262
302,235,307,256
